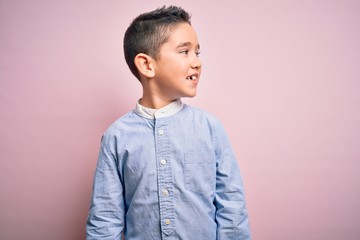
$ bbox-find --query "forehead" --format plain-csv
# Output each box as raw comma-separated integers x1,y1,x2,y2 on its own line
165,23,199,46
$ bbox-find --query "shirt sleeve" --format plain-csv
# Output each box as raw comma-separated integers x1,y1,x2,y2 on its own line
213,121,251,239
86,135,125,240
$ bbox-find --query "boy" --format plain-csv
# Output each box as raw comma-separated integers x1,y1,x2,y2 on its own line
86,6,251,240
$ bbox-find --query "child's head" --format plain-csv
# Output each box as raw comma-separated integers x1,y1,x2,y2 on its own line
123,6,192,80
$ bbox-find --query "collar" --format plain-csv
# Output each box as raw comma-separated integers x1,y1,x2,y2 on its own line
135,99,184,119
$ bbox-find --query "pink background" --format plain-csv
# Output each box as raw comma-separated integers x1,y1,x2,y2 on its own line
1,0,359,239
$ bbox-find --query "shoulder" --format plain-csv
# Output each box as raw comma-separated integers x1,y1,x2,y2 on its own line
182,105,230,143
182,104,223,127
101,110,139,142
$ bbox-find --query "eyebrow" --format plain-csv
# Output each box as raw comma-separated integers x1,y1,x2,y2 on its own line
177,42,200,50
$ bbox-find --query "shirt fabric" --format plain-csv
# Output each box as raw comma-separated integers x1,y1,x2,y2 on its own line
86,100,251,239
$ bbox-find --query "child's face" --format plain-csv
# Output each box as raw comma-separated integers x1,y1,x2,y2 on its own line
152,23,202,101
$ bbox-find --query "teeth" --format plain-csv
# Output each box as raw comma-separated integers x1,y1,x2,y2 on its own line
187,76,197,80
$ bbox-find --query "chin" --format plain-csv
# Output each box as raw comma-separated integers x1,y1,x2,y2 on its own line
184,93,197,98
178,90,197,99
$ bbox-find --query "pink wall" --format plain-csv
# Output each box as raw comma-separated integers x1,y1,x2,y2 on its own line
1,1,359,239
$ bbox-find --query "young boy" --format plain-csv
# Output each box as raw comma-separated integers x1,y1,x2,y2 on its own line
86,6,251,240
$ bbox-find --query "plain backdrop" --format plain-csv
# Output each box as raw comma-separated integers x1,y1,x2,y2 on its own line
1,0,359,239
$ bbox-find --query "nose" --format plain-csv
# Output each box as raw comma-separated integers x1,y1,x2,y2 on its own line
191,57,202,69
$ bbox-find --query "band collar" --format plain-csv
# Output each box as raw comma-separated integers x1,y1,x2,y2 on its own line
135,99,183,119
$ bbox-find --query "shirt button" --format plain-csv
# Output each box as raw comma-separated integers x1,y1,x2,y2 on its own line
162,189,169,196
164,219,171,225
158,129,164,136
160,159,167,165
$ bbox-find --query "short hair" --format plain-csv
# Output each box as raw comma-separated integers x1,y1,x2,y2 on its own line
123,6,191,80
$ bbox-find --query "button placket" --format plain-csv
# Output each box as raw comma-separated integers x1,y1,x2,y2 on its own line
154,119,175,236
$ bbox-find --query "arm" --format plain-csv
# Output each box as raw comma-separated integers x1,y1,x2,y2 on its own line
86,136,125,240
214,122,251,239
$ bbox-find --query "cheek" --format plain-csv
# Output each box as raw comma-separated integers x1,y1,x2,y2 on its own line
162,55,189,77
177,61,189,74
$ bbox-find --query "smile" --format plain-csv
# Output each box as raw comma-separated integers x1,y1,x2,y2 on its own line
186,75,197,81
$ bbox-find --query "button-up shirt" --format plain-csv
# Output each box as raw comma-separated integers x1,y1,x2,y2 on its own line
86,100,251,239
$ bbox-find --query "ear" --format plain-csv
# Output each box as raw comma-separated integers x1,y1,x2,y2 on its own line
134,53,155,78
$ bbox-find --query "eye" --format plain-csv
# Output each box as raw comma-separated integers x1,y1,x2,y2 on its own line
196,51,201,57
179,50,189,54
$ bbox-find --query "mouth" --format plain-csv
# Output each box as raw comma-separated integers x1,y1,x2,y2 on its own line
186,75,198,81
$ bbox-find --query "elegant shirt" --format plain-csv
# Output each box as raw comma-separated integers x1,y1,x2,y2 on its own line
86,100,251,239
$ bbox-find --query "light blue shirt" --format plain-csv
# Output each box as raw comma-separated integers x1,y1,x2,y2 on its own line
86,100,251,239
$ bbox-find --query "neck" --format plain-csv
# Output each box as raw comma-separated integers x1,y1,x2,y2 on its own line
140,95,178,109
140,80,179,109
